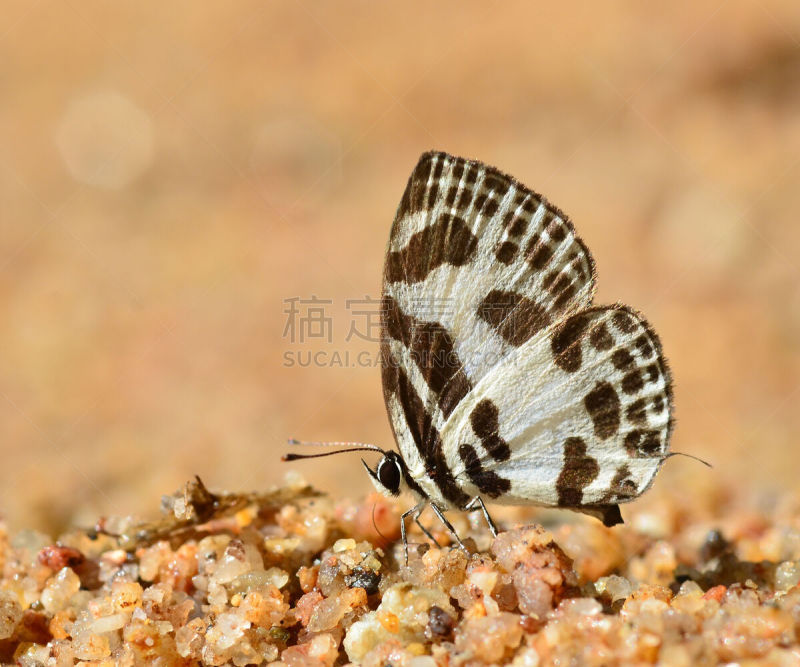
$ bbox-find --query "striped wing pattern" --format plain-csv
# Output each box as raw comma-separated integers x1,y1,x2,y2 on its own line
380,152,672,518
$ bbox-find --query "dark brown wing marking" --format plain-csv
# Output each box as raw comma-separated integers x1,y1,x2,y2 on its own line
477,289,551,347
556,436,600,507
624,429,662,457
395,153,434,219
385,213,478,285
383,295,471,419
584,381,621,440
458,443,511,498
589,322,613,351
600,465,638,504
550,310,597,373
625,398,647,425
469,399,511,462
494,192,540,264
381,355,469,507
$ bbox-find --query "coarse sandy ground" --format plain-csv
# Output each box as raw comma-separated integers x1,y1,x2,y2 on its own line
1,474,800,665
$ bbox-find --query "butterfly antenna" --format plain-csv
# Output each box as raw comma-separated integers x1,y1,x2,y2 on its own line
283,439,384,462
663,451,712,468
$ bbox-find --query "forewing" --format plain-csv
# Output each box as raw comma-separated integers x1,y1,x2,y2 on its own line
441,305,673,513
381,152,597,495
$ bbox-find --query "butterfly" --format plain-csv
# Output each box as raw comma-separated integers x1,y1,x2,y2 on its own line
286,151,679,561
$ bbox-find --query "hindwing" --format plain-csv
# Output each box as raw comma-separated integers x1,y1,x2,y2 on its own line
441,305,672,516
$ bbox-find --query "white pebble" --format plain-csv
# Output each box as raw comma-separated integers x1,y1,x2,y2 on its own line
87,612,127,634
595,575,632,602
776,561,800,591
333,538,357,553
41,567,81,613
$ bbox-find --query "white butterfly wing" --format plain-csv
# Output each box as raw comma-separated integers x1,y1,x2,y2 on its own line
384,152,596,388
380,152,671,520
441,305,672,522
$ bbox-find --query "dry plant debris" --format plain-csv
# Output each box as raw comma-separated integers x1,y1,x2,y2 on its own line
1,474,799,665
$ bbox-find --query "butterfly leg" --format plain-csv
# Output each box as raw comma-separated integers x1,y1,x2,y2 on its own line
413,505,441,547
401,500,427,565
464,496,499,537
429,503,468,553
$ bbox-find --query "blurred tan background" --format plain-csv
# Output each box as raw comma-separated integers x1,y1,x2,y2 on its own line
1,2,799,533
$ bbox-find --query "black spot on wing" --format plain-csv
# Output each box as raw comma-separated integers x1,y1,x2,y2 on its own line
589,322,613,351
584,381,621,439
611,349,635,371
621,370,644,394
458,443,511,499
528,242,553,270
623,429,663,457
478,289,551,347
382,296,471,419
469,399,511,461
551,311,594,373
385,213,478,284
626,398,647,425
495,241,518,264
556,437,600,507
612,310,636,333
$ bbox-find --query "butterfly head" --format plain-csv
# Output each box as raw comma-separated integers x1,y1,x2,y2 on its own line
362,450,406,497
284,439,408,497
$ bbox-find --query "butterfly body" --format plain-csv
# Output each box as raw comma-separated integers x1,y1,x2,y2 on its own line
373,152,672,529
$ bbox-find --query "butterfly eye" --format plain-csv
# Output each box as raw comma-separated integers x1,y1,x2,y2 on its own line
377,456,401,494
